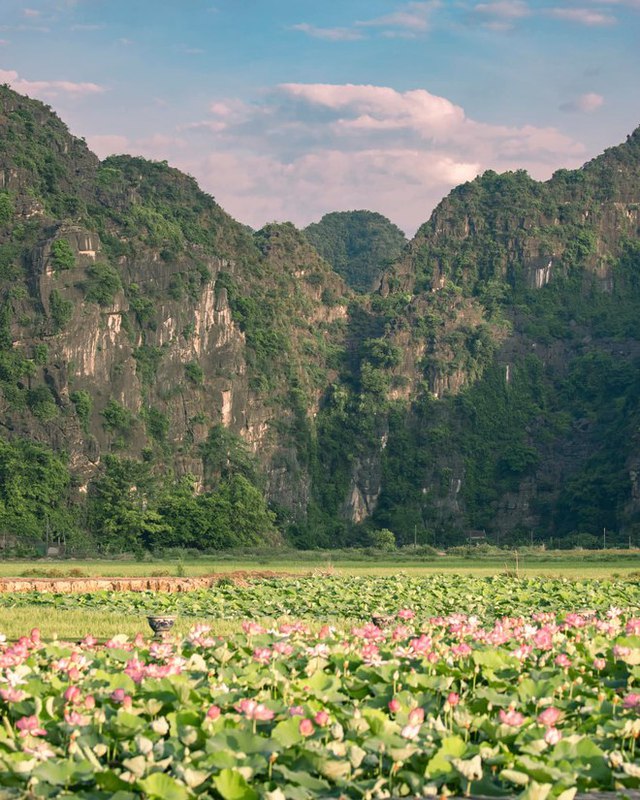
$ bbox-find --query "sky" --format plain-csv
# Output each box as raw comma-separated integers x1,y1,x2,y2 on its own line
1,1,639,235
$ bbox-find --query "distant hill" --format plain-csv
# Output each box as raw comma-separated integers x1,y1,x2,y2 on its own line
305,211,407,292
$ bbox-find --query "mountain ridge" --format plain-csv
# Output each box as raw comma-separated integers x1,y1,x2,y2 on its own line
1,83,640,552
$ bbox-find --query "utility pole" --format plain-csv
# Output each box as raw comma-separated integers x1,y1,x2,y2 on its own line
414,524,417,549
603,527,606,549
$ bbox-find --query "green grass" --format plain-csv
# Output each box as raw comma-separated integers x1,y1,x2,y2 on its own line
1,549,640,578
0,609,332,642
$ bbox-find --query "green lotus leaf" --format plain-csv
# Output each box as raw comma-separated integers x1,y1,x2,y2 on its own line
426,735,467,778
213,768,258,800
138,772,191,800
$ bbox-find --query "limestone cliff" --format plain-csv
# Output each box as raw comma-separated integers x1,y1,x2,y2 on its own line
2,84,640,549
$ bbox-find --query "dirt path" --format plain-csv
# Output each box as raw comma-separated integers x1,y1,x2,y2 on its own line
0,570,297,593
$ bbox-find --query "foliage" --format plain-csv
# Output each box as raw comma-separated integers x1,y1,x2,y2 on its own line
200,425,260,487
27,385,58,421
368,528,397,550
143,406,169,443
0,192,14,224
50,238,75,270
184,361,203,385
0,585,640,797
0,436,76,551
49,289,74,331
70,390,92,432
133,345,164,387
101,400,134,434
305,210,407,292
82,263,122,306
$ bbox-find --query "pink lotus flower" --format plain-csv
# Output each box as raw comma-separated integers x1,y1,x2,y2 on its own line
318,625,331,639
299,718,314,737
242,621,265,636
408,707,425,726
207,705,221,720
392,625,412,641
273,641,294,656
409,634,432,655
544,727,562,745
555,654,571,668
306,643,330,658
451,642,472,658
149,642,174,659
623,693,640,710
288,706,305,717
361,642,381,665
84,695,95,710
64,709,89,727
110,688,132,709
400,723,421,740
499,708,525,727
16,715,46,737
253,647,272,664
593,657,606,670
388,698,401,714
533,628,554,650
447,692,460,707
30,628,41,644
235,698,274,721
0,688,26,703
64,686,82,705
625,618,640,635
314,710,329,726
124,658,146,684
398,608,415,620
613,645,632,660
537,707,561,727
23,740,55,760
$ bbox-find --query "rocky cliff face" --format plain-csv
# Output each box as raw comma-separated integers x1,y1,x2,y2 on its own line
0,86,351,525
2,84,640,548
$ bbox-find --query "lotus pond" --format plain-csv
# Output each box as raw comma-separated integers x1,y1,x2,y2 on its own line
0,575,639,799
2,574,640,621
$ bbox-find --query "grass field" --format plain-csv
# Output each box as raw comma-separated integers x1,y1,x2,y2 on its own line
2,548,640,578
0,607,305,641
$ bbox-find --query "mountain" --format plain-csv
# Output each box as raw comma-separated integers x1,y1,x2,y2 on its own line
1,83,640,552
304,211,407,293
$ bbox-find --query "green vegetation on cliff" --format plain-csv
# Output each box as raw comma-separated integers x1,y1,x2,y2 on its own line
305,210,407,292
1,84,640,554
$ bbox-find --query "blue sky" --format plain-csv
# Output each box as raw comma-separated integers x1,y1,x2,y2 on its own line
1,0,639,234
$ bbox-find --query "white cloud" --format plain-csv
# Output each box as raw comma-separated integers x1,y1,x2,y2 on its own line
560,92,604,112
291,23,364,41
0,68,105,98
549,8,616,24
23,8,40,18
158,82,587,235
474,1,531,19
356,2,441,34
472,0,531,26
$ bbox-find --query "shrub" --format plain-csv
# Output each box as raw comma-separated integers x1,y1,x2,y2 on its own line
50,239,75,271
83,263,122,306
369,528,397,551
